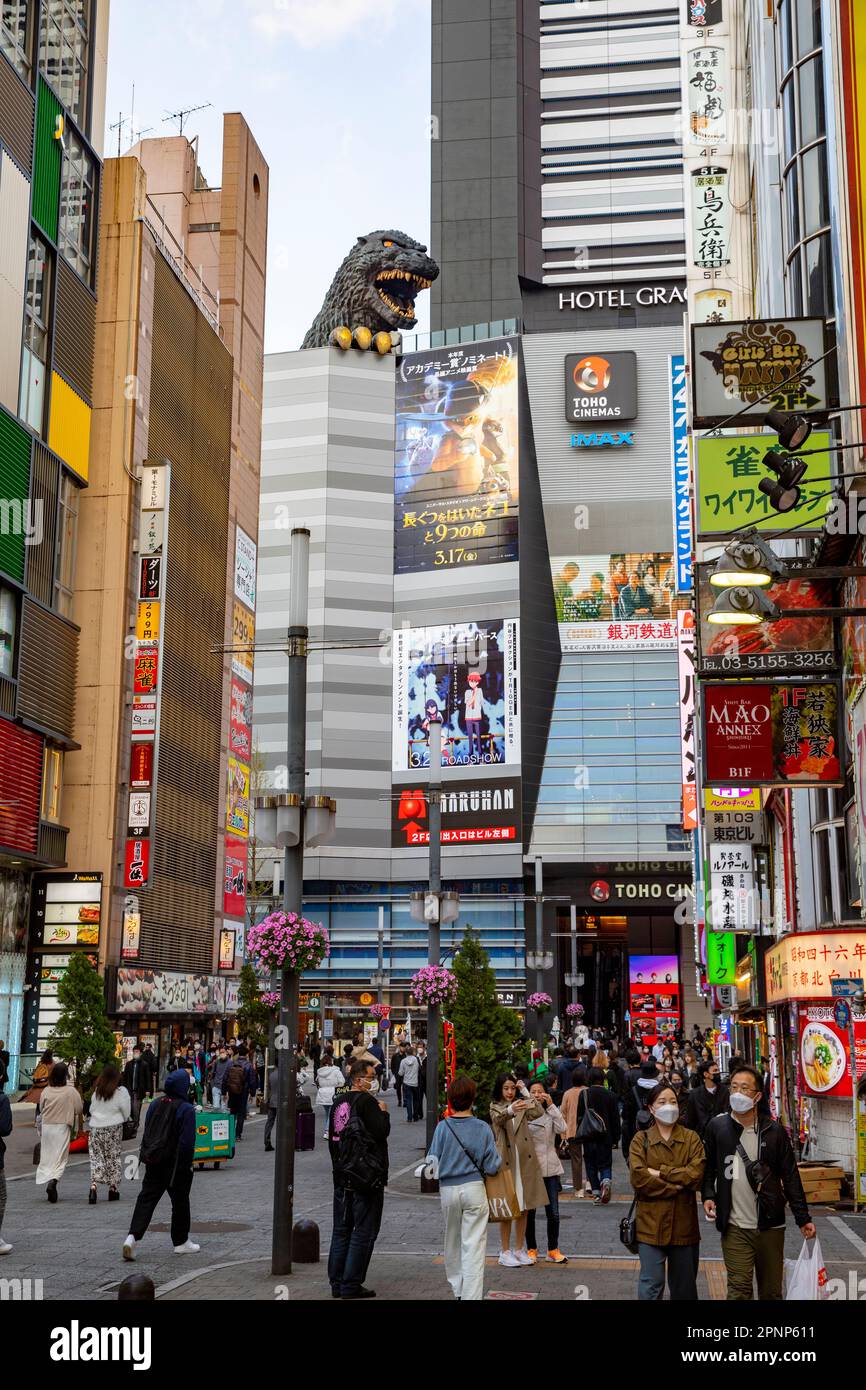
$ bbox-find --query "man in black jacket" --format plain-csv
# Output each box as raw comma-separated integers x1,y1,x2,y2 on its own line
685,1059,729,1138
327,1058,390,1299
123,1046,151,1128
621,1059,658,1156
703,1064,815,1300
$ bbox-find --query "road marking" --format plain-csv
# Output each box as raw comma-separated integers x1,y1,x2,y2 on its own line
828,1214,866,1259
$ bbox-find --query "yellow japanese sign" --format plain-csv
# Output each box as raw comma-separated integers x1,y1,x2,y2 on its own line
136,601,161,644
703,787,762,813
766,930,866,1005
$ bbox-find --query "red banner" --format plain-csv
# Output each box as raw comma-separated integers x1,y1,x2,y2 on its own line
223,838,247,917
124,838,150,890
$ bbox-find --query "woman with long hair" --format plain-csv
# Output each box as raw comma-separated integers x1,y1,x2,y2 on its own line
490,1073,547,1267
628,1080,705,1300
87,1063,131,1203
21,1049,54,1104
35,1062,83,1202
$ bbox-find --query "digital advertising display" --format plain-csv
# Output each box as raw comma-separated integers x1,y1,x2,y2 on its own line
628,954,680,1044
552,552,677,652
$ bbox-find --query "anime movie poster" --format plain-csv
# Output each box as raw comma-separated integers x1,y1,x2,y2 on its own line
391,619,521,771
394,338,520,575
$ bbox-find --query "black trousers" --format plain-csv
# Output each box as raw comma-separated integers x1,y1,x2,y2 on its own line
129,1161,193,1246
327,1185,385,1295
264,1107,276,1146
228,1096,247,1138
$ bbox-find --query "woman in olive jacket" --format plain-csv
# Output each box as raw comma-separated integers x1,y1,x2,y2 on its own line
490,1074,548,1268
628,1080,706,1301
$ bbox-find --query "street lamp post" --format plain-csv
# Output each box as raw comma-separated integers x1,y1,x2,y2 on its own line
533,857,544,1046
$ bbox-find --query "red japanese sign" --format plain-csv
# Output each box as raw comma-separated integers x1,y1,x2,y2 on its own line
702,682,842,787
799,1005,866,1099
130,741,154,789
139,556,161,600
124,838,150,890
229,679,252,761
223,838,247,917
134,644,159,695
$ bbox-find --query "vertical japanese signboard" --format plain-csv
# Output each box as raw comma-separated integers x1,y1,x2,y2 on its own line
223,523,256,926
670,355,692,594
677,611,698,830
125,463,169,889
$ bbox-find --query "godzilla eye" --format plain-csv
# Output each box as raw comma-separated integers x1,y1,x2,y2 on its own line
383,240,395,247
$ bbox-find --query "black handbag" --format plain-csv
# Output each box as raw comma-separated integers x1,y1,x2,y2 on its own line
620,1132,648,1254
121,1117,139,1142
576,1090,607,1142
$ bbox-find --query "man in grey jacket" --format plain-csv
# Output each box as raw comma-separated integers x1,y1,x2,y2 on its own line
398,1048,422,1123
210,1045,232,1111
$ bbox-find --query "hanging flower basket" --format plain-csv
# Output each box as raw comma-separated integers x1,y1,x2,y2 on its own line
409,965,458,1010
527,991,553,1014
259,991,281,1011
247,912,330,974
369,1003,389,1021
566,1002,585,1020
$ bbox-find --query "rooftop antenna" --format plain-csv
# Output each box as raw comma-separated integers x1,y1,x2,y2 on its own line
162,101,212,136
109,110,125,157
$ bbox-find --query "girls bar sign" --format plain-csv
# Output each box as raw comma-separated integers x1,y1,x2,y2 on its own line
702,682,842,787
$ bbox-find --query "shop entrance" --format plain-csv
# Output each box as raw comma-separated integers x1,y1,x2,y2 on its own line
553,912,627,1033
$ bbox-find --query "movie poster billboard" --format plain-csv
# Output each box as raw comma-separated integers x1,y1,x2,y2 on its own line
391,619,520,771
702,682,843,786
394,338,519,574
391,777,522,848
552,552,677,652
695,430,833,537
696,564,836,675
629,954,680,1044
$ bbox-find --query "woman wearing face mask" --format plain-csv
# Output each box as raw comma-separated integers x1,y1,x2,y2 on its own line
490,1074,546,1267
628,1081,706,1300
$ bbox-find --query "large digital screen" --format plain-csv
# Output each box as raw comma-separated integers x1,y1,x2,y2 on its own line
552,552,678,652
628,954,680,1045
394,339,519,574
391,619,521,771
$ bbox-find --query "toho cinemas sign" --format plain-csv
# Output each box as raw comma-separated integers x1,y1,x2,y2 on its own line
702,682,842,787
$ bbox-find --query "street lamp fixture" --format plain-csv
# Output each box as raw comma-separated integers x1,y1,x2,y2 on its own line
526,949,554,971
708,532,785,589
370,969,389,990
564,971,585,988
759,448,809,513
707,585,781,626
764,408,812,451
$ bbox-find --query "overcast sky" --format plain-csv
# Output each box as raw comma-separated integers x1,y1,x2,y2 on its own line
104,0,432,352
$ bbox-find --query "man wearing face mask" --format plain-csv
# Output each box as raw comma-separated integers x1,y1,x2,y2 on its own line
702,1064,815,1300
628,1080,705,1300
684,1059,729,1138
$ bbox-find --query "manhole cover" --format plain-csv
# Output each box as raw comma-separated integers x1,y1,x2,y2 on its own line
149,1221,252,1234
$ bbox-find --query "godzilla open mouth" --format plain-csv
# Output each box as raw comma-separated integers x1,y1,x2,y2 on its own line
374,268,434,322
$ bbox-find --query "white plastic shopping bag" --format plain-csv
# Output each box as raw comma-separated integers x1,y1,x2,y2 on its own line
785,1237,828,1300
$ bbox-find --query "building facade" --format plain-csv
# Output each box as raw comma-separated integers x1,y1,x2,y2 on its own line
0,0,109,1088
28,121,268,1080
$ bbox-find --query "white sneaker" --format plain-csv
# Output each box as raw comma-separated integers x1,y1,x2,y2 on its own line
498,1250,520,1267
0,1240,13,1255
173,1240,201,1255
513,1248,534,1266
122,1235,136,1261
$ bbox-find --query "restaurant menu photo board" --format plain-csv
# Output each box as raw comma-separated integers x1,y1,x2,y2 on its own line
696,564,836,676
552,552,678,652
392,619,521,771
799,1005,866,1100
394,338,519,574
702,682,842,787
628,954,680,1044
25,952,99,1052
691,317,833,428
32,873,102,949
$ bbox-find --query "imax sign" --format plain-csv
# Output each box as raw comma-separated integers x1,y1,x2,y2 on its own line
570,431,635,449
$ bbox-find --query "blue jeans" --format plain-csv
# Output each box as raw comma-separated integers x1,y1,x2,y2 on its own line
638,1241,700,1301
583,1141,612,1193
327,1185,385,1296
404,1085,421,1120
525,1175,561,1252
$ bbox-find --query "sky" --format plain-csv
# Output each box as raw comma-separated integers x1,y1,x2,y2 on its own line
104,0,432,352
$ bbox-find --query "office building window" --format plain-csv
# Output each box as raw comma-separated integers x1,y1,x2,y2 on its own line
0,585,16,679
38,0,89,129
58,126,95,284
778,0,832,321
55,472,78,617
19,233,52,434
1,0,32,79
41,744,63,822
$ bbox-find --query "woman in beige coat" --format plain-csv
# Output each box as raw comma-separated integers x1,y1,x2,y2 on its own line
490,1073,548,1267
36,1062,83,1203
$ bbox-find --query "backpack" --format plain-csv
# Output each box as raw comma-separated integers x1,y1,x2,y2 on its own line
139,1096,180,1166
331,1098,387,1193
633,1085,654,1131
226,1062,247,1097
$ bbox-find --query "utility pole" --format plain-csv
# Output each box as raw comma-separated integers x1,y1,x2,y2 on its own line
425,720,442,1153
271,527,309,1277
534,857,544,1047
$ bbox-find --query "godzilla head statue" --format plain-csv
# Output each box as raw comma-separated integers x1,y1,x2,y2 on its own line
301,229,439,349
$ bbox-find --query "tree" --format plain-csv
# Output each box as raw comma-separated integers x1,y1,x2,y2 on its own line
49,954,117,1093
236,961,270,1052
447,928,522,1121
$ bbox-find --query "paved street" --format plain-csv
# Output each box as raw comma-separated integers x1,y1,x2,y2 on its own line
3,1087,866,1302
